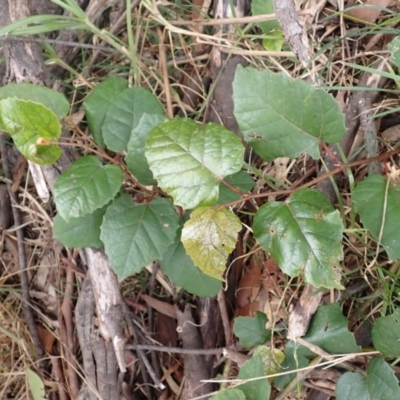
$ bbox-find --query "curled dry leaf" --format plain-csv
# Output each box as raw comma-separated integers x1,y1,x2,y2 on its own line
345,0,392,24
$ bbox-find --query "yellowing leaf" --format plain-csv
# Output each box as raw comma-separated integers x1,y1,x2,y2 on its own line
181,207,242,279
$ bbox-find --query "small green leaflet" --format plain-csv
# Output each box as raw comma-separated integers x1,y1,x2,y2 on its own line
145,118,245,210
26,368,46,400
353,174,400,260
83,76,128,146
253,188,344,289
237,355,271,400
125,112,166,185
0,83,69,119
54,156,123,221
53,206,107,249
181,207,242,280
253,345,285,376
102,85,164,152
371,308,400,358
0,98,62,164
233,311,271,349
233,66,346,161
336,358,400,400
100,195,180,280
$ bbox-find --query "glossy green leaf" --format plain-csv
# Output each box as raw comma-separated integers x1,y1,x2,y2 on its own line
304,303,361,353
160,223,222,297
237,355,271,400
262,31,284,52
353,174,400,260
0,83,69,119
217,171,255,205
0,98,62,164
253,345,285,375
336,358,400,400
253,188,344,289
100,195,179,280
388,36,400,69
233,311,271,349
251,0,280,34
210,389,246,400
125,113,166,185
53,206,107,249
145,118,244,209
371,308,400,358
233,66,346,161
83,76,128,146
102,85,163,151
54,156,123,221
181,207,242,279
26,368,46,400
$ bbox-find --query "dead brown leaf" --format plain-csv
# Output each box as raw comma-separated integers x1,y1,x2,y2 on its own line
346,0,392,24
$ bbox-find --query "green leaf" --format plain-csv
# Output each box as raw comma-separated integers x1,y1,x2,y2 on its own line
371,308,400,358
304,303,361,353
0,98,62,164
53,206,107,249
26,368,46,400
54,156,123,221
336,358,400,400
160,222,222,297
125,113,166,185
217,171,255,205
233,66,346,161
102,85,164,152
388,36,400,69
233,311,271,349
253,345,285,375
251,0,280,34
237,355,271,400
210,389,246,400
262,31,284,52
100,195,180,280
0,83,69,119
83,76,128,146
145,118,244,209
274,341,310,388
253,188,344,289
353,174,400,260
181,207,242,279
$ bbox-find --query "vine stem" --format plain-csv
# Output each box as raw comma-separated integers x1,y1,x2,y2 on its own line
222,147,400,208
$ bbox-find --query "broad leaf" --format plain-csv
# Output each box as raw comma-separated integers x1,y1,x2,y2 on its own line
53,206,107,249
251,0,280,34
160,223,222,297
353,174,400,260
336,358,400,400
233,311,271,349
26,368,46,400
304,303,361,353
217,171,255,205
233,66,346,161
83,76,128,146
102,85,163,151
0,83,69,119
210,389,246,400
54,156,123,221
237,355,271,400
125,113,166,185
0,98,62,164
181,207,242,279
100,195,179,280
253,188,344,289
388,36,400,69
371,308,400,358
145,118,245,209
